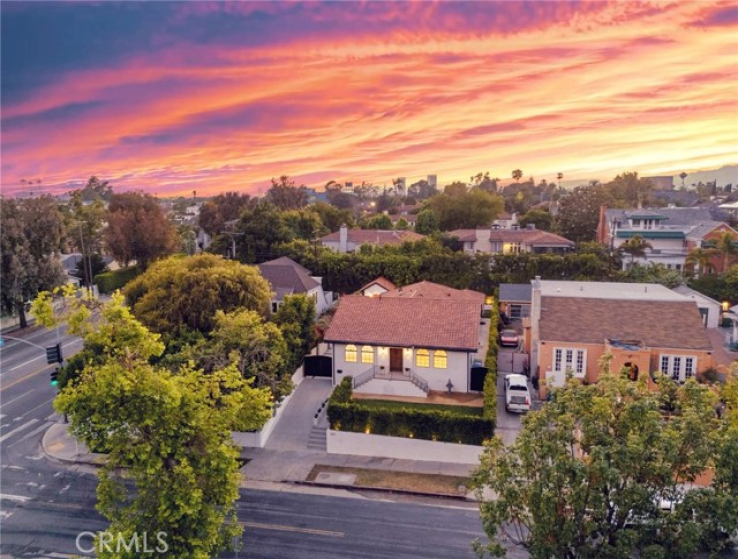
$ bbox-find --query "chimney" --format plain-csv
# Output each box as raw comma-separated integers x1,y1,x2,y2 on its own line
596,204,609,243
530,276,542,381
339,224,348,253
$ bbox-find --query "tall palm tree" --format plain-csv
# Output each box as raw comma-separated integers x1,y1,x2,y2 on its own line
685,247,712,276
512,169,523,182
710,232,738,273
556,172,563,188
679,172,687,189
620,234,652,265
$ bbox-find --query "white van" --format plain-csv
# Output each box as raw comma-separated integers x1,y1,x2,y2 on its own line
505,374,531,413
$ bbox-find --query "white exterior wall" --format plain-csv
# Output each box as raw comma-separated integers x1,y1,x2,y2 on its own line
332,343,472,393
327,430,483,464
321,240,359,253
362,284,388,297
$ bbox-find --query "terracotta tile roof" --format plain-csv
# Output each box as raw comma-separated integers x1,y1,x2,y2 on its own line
358,276,397,293
257,257,319,295
324,296,481,351
381,281,485,304
320,229,425,245
539,296,712,350
446,229,478,242
489,229,574,246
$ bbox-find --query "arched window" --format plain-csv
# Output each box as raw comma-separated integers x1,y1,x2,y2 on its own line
361,346,374,364
345,344,357,363
434,350,447,369
415,349,430,368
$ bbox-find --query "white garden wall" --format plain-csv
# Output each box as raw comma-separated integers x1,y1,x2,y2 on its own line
232,367,304,448
326,429,483,465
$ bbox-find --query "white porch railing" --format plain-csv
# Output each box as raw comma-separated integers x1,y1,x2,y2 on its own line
352,366,378,389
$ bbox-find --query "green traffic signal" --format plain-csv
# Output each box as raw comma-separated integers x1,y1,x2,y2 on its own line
50,368,60,387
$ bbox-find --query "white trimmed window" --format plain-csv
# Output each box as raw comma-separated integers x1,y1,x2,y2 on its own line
552,347,586,377
361,345,374,364
345,344,357,363
659,354,697,382
416,349,430,368
434,350,447,369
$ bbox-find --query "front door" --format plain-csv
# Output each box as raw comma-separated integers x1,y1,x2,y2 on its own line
389,348,403,372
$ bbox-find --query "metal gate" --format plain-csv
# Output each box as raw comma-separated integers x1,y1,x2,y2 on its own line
303,355,332,378
497,351,529,375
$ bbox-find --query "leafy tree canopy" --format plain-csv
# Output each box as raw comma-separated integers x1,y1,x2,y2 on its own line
414,208,440,235
518,209,552,231
197,192,252,236
554,182,613,243
124,254,271,335
365,213,393,230
266,175,308,210
428,188,503,230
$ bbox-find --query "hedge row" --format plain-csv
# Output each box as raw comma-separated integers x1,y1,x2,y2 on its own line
327,378,494,445
482,298,499,421
94,266,142,294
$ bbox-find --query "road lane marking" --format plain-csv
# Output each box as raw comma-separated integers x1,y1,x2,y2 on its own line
0,419,39,443
0,493,30,502
240,521,344,538
0,366,51,392
23,396,56,417
4,339,81,373
0,389,34,408
8,421,53,448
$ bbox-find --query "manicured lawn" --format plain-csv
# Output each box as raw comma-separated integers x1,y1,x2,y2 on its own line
353,398,483,417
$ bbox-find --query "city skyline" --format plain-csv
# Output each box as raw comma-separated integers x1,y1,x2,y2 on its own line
2,1,737,197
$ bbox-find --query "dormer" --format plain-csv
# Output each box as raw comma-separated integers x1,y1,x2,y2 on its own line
625,212,667,230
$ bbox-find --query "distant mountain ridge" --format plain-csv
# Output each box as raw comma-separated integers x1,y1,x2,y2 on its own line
561,164,737,190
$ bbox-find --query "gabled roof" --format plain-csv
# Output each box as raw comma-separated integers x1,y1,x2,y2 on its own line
320,229,425,245
381,281,485,304
257,257,319,296
539,296,712,350
672,285,722,306
488,229,574,246
446,229,479,242
499,284,532,303
358,276,396,293
324,296,481,351
605,206,729,227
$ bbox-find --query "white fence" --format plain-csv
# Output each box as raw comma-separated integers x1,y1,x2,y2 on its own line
326,430,484,465
231,367,304,448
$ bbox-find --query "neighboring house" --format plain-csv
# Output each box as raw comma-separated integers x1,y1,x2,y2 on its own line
388,213,416,229
527,278,715,397
357,277,396,297
596,205,738,272
672,285,723,328
494,212,518,229
60,253,114,288
324,285,485,397
380,280,485,303
447,225,574,254
257,256,332,315
498,284,532,320
320,224,424,253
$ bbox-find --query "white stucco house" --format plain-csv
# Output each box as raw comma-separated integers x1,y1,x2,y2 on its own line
357,277,396,297
323,284,485,397
671,285,723,329
257,257,332,316
320,224,424,253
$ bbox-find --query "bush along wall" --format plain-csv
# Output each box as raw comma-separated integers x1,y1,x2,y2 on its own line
326,377,495,445
482,298,499,422
94,266,142,294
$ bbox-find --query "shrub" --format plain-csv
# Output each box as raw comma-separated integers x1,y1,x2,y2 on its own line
326,378,494,445
482,298,499,420
94,266,142,294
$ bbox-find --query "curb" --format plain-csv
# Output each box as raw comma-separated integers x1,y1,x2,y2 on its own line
41,423,106,467
293,479,476,502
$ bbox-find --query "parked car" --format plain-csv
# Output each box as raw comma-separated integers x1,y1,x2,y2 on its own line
499,329,520,348
505,374,531,413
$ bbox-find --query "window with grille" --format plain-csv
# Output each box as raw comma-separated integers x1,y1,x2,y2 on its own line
345,344,357,363
434,350,447,369
659,354,697,382
553,348,586,377
416,349,430,368
361,346,374,364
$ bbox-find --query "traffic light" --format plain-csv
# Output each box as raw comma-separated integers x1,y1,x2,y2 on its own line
50,368,60,387
45,343,62,364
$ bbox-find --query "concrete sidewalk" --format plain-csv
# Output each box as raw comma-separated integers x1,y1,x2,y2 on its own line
42,422,480,499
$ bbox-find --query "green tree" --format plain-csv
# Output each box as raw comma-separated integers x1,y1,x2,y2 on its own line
105,191,177,269
473,361,729,558
197,192,252,236
124,254,271,336
429,188,503,230
554,182,613,243
606,172,654,206
415,209,440,235
471,172,498,193
266,175,308,210
79,175,113,202
708,231,738,274
38,292,271,559
685,247,712,276
366,214,393,229
273,294,317,372
233,201,293,263
443,181,468,197
395,217,410,230
518,209,552,231
619,234,653,264
283,208,327,241
311,201,355,231
64,190,106,287
0,196,66,328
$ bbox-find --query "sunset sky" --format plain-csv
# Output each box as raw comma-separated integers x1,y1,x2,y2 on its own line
2,1,737,198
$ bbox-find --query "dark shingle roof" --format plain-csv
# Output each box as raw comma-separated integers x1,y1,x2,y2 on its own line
324,296,481,351
539,296,712,350
257,257,319,295
499,284,532,303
